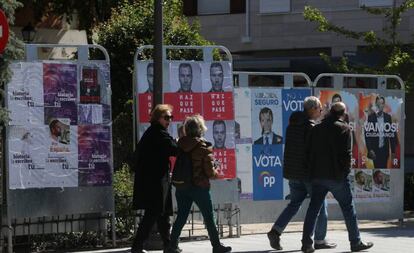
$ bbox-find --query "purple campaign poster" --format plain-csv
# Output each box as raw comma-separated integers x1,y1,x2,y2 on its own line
43,63,78,125
78,125,112,186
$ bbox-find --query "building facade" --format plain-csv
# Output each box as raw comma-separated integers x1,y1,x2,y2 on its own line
184,0,414,158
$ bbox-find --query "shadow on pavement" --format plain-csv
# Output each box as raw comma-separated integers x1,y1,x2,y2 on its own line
361,227,414,238
232,250,301,253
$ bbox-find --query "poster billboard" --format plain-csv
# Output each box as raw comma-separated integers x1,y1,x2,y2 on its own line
7,63,44,125
251,89,284,200
359,93,402,169
7,62,113,190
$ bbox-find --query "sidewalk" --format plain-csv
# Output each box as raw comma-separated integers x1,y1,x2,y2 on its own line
71,218,414,253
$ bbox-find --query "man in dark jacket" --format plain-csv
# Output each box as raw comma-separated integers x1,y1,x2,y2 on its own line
131,104,178,253
301,102,373,253
267,96,336,250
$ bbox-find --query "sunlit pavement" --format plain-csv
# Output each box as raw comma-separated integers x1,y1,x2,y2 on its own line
72,221,414,253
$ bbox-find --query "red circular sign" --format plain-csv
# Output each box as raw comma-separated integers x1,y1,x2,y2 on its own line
0,9,10,54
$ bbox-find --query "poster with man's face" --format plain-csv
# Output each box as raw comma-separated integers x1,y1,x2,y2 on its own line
169,62,202,92
318,90,359,168
204,120,235,149
251,89,283,146
354,169,373,201
201,62,233,92
359,93,402,169
372,169,390,200
136,61,154,94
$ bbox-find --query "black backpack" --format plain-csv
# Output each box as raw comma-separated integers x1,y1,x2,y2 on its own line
172,148,194,189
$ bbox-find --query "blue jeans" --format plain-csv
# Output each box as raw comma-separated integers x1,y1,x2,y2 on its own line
302,178,361,246
272,180,328,241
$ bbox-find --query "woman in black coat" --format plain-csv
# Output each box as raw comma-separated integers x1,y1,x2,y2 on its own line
131,104,178,253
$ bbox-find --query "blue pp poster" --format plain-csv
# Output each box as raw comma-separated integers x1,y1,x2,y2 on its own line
281,89,311,143
252,145,283,200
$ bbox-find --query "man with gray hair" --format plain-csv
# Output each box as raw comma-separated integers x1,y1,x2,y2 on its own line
267,96,336,251
301,102,373,253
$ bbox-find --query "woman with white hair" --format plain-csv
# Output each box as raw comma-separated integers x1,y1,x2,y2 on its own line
167,114,232,253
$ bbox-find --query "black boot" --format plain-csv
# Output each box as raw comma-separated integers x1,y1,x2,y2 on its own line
213,243,232,253
267,230,282,250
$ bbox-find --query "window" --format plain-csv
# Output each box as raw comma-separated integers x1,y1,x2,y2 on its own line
359,0,393,7
198,0,230,15
260,0,290,14
183,0,246,16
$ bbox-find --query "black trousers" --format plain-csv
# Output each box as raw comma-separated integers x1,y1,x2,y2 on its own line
373,145,388,168
132,209,171,251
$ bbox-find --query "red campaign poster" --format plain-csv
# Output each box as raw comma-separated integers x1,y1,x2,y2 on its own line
202,92,234,120
138,93,153,122
164,93,203,122
213,149,236,179
80,67,100,103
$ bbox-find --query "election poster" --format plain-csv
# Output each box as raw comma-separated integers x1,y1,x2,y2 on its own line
82,62,111,106
136,61,155,94
359,93,402,169
236,144,253,199
80,63,111,125
251,89,283,200
78,104,103,125
164,92,203,122
7,62,44,125
44,119,78,188
234,88,252,144
43,63,78,125
205,120,236,179
78,125,112,186
9,122,79,189
252,145,283,200
251,89,283,145
138,92,153,123
80,66,100,104
201,62,233,92
372,169,391,200
8,126,48,189
281,89,311,144
318,90,359,168
354,169,373,201
164,62,203,121
202,92,234,120
168,62,202,93
136,61,154,123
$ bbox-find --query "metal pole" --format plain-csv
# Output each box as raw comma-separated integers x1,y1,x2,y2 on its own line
153,0,163,107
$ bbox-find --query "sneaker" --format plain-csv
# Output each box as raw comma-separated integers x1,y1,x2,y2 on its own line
267,230,282,250
301,244,315,253
351,241,374,252
314,242,337,249
212,243,232,253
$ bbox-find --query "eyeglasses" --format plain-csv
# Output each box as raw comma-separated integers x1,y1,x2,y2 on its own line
163,115,174,121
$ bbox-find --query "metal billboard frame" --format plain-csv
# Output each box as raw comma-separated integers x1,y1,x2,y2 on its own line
2,44,116,252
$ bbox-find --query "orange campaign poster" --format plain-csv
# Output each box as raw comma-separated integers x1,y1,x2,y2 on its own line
359,93,402,169
318,90,359,168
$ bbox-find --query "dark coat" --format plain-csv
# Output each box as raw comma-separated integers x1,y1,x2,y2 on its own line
307,115,352,181
365,112,396,157
283,111,314,180
177,136,218,188
132,123,178,214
